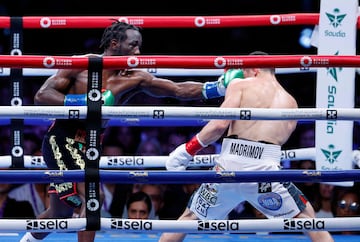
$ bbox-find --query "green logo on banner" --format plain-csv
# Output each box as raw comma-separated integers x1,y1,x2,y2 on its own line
321,144,342,164
326,8,346,28
327,51,342,81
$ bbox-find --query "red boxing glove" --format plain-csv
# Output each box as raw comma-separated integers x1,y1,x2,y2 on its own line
185,134,207,156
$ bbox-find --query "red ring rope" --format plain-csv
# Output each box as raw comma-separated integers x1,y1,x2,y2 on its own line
0,54,359,69
0,14,331,29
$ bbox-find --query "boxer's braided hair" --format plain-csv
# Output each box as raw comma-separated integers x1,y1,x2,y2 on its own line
100,20,141,50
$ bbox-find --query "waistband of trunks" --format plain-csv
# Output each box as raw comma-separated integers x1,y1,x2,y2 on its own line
221,137,281,161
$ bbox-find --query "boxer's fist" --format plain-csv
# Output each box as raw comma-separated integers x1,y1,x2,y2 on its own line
166,144,193,171
166,135,206,170
202,69,244,99
101,89,115,106
222,69,244,88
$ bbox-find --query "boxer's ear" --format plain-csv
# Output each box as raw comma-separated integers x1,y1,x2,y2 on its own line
110,39,119,48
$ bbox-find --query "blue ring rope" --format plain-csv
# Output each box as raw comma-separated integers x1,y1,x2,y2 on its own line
0,169,358,184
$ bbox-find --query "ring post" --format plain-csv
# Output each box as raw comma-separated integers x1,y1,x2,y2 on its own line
315,0,357,186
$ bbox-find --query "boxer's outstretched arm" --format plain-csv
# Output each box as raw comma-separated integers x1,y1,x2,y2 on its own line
139,69,243,100
139,74,205,100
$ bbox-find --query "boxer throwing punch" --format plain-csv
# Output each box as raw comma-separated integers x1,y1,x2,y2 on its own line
20,20,243,242
160,51,334,242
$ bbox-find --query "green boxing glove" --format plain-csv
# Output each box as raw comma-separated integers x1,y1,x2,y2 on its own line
101,89,115,106
202,69,244,99
223,68,244,87
64,89,115,106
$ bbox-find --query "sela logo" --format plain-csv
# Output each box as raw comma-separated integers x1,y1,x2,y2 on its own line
107,157,144,167
197,220,240,231
283,219,325,230
281,150,296,160
110,219,152,230
190,155,215,165
26,219,68,230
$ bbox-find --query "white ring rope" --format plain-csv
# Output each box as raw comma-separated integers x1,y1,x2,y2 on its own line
0,67,316,77
0,217,359,233
0,106,357,120
0,119,211,127
0,148,316,169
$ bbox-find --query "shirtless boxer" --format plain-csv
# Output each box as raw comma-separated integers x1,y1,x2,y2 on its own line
160,51,334,242
20,21,243,242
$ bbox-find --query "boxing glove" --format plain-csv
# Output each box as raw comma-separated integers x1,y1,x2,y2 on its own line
64,89,115,106
101,89,115,106
202,69,244,99
166,135,207,171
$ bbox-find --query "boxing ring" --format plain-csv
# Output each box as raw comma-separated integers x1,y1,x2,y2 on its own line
1,7,360,242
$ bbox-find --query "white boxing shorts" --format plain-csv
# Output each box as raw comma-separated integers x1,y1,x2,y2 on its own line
189,137,308,219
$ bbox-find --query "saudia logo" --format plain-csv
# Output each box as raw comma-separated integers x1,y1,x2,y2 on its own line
321,144,342,164
326,51,341,135
327,51,342,82
324,8,346,37
283,219,325,230
326,8,346,28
